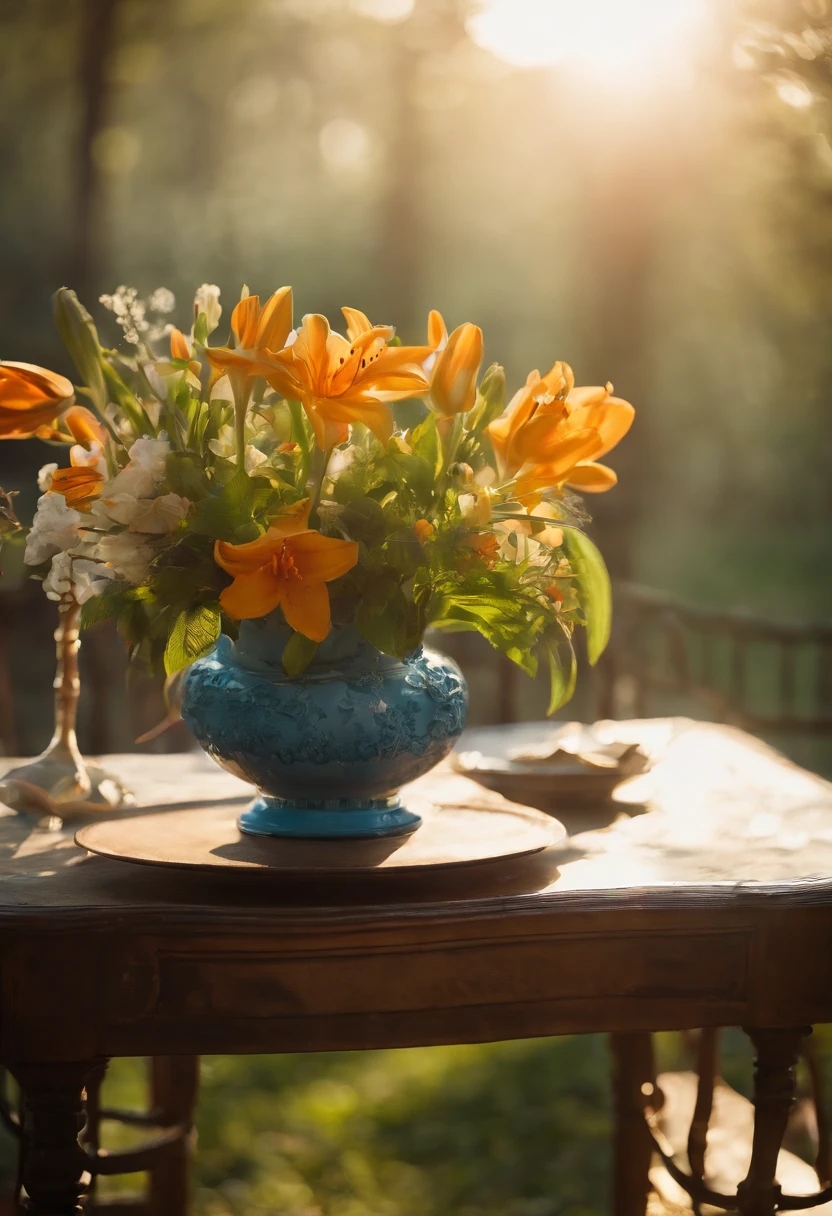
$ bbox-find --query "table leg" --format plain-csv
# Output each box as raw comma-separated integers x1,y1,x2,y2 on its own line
610,1032,656,1216
735,1026,810,1216
148,1056,200,1216
9,1060,99,1215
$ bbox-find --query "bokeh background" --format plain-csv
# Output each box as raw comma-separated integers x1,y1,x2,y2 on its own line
1,0,830,1211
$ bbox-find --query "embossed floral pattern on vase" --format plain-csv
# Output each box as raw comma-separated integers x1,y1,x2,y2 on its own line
181,621,468,829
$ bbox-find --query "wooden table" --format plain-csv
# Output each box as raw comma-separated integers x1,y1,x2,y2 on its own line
2,719,831,1215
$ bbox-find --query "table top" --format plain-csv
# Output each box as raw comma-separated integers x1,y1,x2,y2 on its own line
2,718,832,928
2,719,831,1059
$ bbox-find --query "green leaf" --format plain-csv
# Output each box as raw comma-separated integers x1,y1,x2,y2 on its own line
545,633,577,714
79,582,130,629
225,467,255,513
165,452,207,501
102,360,153,435
193,311,209,346
410,412,441,477
339,497,386,546
562,528,612,664
282,631,318,677
53,288,107,413
164,603,221,675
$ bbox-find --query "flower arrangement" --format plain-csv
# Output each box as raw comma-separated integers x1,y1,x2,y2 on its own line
4,284,633,711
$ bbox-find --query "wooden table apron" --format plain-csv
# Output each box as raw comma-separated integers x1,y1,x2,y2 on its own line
1,884,831,1063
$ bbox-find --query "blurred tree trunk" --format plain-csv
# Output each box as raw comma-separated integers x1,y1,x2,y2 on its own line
70,0,120,299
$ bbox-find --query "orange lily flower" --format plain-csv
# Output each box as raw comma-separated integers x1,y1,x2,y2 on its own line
49,465,105,512
204,288,294,407
265,309,430,449
48,408,109,511
424,311,484,417
0,361,74,439
560,383,635,493
487,363,633,499
214,500,358,641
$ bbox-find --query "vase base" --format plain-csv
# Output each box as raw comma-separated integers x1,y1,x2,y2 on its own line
238,796,422,840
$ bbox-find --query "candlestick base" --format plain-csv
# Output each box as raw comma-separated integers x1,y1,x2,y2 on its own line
0,743,134,824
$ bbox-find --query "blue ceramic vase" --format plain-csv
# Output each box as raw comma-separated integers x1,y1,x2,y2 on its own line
181,618,468,839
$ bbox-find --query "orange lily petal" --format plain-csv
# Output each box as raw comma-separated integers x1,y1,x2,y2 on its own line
0,361,75,438
342,307,373,343
567,391,634,459
278,578,331,642
257,287,293,352
49,466,105,511
288,531,358,583
231,295,261,349
64,405,107,449
170,328,191,361
566,461,619,492
429,323,484,416
219,567,283,620
428,309,447,349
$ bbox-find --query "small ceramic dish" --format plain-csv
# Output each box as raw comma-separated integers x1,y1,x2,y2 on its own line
452,721,651,812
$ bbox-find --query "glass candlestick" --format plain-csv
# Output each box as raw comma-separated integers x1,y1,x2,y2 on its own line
0,592,132,820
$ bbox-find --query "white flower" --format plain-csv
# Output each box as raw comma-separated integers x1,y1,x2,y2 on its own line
43,551,73,600
24,494,85,566
100,286,148,346
208,425,269,474
91,489,189,533
107,435,170,498
95,531,159,585
90,493,143,528
43,553,116,603
128,492,190,534
72,558,118,603
37,462,58,492
327,445,359,478
69,441,107,477
148,287,175,314
193,284,222,335
210,374,232,401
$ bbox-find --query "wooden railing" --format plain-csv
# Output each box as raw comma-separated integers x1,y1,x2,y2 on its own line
596,582,832,736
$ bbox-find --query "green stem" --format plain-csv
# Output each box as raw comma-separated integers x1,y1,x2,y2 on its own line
288,399,312,489
309,445,333,527
435,413,464,501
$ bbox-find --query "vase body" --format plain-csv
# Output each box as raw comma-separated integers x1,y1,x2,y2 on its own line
181,619,468,839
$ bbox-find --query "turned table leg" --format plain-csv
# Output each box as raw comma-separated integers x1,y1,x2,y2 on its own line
736,1026,811,1216
8,1061,99,1215
149,1055,200,1216
610,1032,656,1216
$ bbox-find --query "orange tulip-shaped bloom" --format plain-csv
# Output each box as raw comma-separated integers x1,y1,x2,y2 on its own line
266,309,430,449
0,361,75,439
204,288,294,406
424,311,484,417
214,501,358,641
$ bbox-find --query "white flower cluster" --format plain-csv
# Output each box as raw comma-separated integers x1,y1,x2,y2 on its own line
99,285,176,346
25,435,190,604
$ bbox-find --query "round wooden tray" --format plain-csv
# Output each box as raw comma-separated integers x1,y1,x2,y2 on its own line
75,799,565,881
